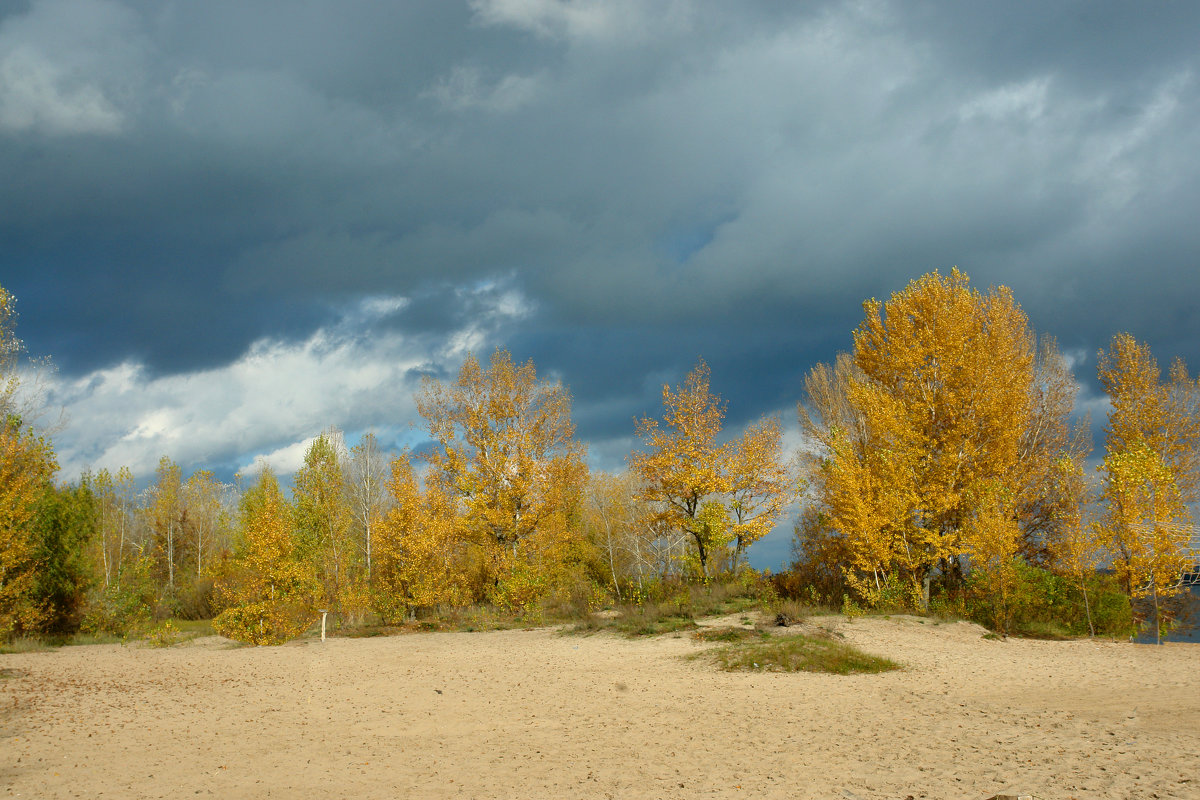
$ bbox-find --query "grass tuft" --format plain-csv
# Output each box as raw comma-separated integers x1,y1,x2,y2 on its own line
694,633,901,675
0,636,54,654
692,626,763,643
567,604,699,637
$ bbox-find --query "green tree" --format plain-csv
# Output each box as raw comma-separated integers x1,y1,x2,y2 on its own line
294,431,354,608
29,481,98,634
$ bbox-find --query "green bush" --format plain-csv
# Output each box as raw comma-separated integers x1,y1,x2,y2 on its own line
79,558,157,637
953,562,1133,638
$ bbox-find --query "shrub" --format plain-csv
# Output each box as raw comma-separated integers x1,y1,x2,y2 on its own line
213,600,314,646
953,562,1134,638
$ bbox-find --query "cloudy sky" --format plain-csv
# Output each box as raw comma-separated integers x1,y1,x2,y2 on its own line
3,0,1199,567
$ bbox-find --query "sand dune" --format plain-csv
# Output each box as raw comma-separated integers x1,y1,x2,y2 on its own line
2,615,1197,799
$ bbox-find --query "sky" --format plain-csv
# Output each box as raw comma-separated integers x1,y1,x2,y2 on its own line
3,0,1199,569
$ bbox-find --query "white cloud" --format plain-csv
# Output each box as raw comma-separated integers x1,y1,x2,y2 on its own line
45,288,530,483
238,436,319,479
427,64,544,113
0,45,123,134
468,0,692,44
958,77,1050,123
0,0,149,136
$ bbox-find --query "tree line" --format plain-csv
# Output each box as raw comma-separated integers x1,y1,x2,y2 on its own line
1,270,1197,645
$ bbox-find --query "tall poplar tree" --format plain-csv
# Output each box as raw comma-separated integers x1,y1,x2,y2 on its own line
294,432,354,608
1096,333,1198,641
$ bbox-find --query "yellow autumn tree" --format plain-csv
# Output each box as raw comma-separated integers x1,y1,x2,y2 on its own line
371,454,469,621
1098,333,1200,503
726,415,792,568
634,361,793,580
146,456,184,592
1096,441,1191,643
0,418,57,638
213,467,318,645
799,269,1086,609
962,482,1023,634
1097,334,1198,642
1046,455,1102,636
0,285,59,639
631,361,731,580
415,349,588,606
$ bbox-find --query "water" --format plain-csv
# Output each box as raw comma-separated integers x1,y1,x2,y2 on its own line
1134,581,1200,644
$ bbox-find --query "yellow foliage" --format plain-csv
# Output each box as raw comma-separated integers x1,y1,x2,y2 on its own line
799,269,1083,605
1096,334,1197,641
372,455,469,620
1098,440,1191,600
0,285,59,639
0,421,57,638
631,361,730,579
1098,333,1200,504
727,415,791,561
413,348,588,599
634,361,793,579
213,468,318,645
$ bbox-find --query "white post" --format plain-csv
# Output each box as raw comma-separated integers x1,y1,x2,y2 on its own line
319,609,328,642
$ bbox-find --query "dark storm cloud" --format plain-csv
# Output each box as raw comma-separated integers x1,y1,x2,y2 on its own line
3,0,1199,566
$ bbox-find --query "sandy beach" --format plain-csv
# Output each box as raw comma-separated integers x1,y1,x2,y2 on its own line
2,615,1197,799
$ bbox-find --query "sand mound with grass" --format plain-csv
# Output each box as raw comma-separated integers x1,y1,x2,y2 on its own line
2,616,1196,799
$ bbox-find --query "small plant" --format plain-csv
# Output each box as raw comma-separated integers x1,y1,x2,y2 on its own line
842,593,865,621
146,620,180,648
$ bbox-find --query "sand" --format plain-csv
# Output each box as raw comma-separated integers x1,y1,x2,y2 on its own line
2,615,1197,800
